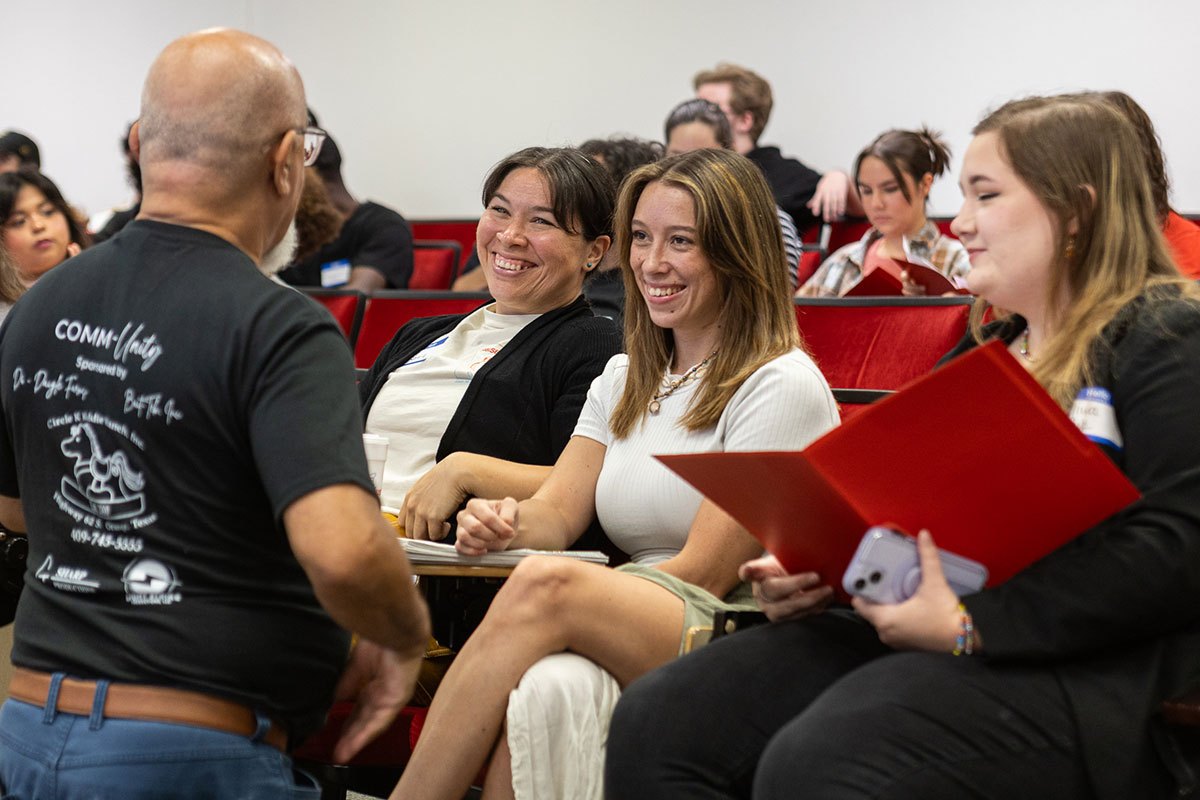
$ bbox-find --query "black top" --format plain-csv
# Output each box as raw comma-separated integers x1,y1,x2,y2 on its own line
0,220,371,740
359,295,621,551
944,295,1200,797
582,269,625,332
91,203,140,245
746,145,823,234
280,200,414,289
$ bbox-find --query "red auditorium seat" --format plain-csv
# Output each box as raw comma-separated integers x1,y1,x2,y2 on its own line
299,288,365,345
795,296,974,391
409,220,479,269
353,291,491,368
409,240,464,290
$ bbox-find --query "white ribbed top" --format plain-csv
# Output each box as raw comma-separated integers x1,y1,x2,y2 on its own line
574,349,839,564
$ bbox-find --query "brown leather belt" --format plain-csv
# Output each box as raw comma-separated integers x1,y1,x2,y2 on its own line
9,668,288,752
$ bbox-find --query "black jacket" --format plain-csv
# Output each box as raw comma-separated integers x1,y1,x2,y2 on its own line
359,295,622,550
944,296,1200,797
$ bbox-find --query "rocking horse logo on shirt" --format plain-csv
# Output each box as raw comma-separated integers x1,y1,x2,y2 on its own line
59,422,147,521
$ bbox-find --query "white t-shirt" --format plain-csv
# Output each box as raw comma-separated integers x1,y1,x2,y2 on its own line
573,349,839,564
364,305,539,507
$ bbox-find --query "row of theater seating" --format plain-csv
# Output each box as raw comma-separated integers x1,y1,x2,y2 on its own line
301,287,976,418
409,218,941,290
412,215,1200,290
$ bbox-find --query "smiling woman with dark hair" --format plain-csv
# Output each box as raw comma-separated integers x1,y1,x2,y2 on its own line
359,146,621,543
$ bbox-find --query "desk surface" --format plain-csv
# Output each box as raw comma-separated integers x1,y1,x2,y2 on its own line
411,564,515,578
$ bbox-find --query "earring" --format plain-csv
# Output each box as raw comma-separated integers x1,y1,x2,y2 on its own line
586,262,594,270
1065,235,1076,262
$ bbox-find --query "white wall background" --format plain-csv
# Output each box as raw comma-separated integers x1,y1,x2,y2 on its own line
4,0,1199,222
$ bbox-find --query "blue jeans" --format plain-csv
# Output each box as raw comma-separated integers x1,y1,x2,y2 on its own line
0,677,320,799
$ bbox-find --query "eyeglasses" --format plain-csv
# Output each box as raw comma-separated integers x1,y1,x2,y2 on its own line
299,126,326,166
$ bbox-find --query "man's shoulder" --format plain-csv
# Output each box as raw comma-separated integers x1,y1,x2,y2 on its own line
747,145,821,180
354,201,410,228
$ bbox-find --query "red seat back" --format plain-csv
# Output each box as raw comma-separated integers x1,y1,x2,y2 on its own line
293,701,420,768
795,297,973,390
299,288,365,345
931,217,956,237
824,219,872,253
796,251,822,285
354,291,491,368
410,220,479,268
410,241,463,290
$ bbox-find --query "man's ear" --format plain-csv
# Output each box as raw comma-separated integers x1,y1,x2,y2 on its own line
731,111,755,137
129,121,141,162
270,130,299,198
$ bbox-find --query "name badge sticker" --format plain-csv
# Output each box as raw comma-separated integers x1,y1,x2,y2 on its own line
320,259,352,288
401,335,449,368
1069,387,1123,450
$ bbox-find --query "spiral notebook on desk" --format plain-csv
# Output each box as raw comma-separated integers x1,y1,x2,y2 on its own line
657,341,1140,598
398,539,609,567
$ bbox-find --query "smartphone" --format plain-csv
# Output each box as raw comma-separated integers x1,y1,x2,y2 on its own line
842,526,988,604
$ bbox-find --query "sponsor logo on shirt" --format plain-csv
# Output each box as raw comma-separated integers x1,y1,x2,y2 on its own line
35,555,100,594
59,423,147,521
122,558,182,605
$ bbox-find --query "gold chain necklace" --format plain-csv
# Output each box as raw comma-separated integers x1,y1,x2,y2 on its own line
648,351,718,414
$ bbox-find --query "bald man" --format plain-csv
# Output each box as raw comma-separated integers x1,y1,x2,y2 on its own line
0,28,429,798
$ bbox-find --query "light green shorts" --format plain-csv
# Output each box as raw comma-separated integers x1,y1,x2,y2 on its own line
616,563,759,655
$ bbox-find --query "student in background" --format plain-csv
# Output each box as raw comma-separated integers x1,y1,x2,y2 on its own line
692,62,861,230
279,112,414,292
0,168,89,288
664,99,802,288
1094,90,1200,280
798,128,969,297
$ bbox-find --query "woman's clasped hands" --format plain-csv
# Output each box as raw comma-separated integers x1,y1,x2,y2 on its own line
738,554,833,621
455,496,520,555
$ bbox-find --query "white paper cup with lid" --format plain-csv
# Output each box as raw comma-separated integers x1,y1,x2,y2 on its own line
362,434,389,497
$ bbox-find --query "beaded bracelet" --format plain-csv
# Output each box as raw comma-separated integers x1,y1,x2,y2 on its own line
952,603,975,656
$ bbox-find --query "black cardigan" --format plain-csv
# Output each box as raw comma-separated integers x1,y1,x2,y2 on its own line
359,295,622,549
944,297,1200,797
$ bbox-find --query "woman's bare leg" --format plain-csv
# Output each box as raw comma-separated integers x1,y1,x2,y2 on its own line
390,557,685,800
479,723,514,800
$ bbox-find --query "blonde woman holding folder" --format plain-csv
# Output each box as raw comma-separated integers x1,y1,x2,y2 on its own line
608,94,1200,800
389,148,838,800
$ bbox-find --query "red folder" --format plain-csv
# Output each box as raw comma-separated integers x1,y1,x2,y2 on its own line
657,341,1140,598
844,260,960,297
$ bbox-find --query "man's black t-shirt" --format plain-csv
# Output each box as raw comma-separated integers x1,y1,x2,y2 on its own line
747,146,823,234
279,200,414,288
0,220,373,739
